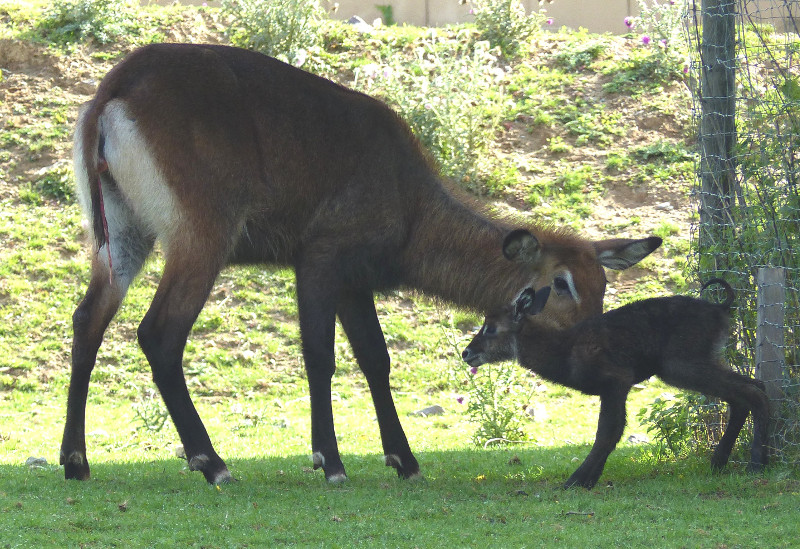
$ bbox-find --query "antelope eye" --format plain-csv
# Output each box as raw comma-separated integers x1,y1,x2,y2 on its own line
553,276,572,297
482,324,497,336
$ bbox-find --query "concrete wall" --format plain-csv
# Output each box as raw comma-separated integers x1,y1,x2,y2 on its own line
170,0,640,34
149,1,796,35
330,0,640,34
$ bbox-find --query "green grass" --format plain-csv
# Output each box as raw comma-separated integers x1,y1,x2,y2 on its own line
2,451,799,547
1,4,793,546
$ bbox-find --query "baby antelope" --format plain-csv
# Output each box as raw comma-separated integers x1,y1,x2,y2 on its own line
462,280,770,489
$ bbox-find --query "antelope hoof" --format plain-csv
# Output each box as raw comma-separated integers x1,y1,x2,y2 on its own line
326,472,348,483
312,452,348,482
188,454,234,484
61,450,91,481
385,454,421,480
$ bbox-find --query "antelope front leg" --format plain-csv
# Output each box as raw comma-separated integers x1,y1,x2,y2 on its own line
337,290,420,479
297,266,347,482
564,389,628,489
61,267,124,480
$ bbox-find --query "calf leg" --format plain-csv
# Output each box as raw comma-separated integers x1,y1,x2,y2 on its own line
662,363,770,472
337,289,419,479
565,387,629,489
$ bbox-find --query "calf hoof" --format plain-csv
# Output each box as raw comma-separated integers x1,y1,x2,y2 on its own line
188,454,234,485
746,461,766,474
61,450,91,481
710,453,730,471
564,472,599,490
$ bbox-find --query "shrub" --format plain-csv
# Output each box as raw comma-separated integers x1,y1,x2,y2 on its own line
469,0,546,58
638,391,728,460
221,0,327,66
36,0,140,45
354,40,506,188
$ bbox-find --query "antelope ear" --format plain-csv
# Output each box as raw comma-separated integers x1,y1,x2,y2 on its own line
594,236,662,270
515,286,550,319
503,229,540,264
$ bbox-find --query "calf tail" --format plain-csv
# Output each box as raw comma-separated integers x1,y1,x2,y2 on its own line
701,278,735,309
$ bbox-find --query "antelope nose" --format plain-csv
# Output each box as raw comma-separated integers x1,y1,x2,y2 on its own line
461,348,472,362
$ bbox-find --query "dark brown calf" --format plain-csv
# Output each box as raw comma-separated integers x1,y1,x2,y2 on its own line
63,43,662,484
463,276,770,489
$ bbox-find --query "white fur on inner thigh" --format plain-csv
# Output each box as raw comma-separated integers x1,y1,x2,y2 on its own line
73,100,175,291
99,99,182,242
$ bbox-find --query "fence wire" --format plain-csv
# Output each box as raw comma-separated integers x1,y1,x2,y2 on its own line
687,0,800,465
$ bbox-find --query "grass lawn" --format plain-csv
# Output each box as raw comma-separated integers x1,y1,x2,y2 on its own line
1,2,798,547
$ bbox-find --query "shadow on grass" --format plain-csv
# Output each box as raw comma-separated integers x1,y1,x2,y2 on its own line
1,446,795,548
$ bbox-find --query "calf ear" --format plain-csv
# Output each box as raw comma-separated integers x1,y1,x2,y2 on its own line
530,286,551,315
515,286,550,319
594,236,662,270
503,229,540,264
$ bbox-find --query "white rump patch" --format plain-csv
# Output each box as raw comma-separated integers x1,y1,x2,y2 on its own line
100,99,181,241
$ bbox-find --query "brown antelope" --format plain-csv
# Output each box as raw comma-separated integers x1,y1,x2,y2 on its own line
63,43,662,484
462,279,770,489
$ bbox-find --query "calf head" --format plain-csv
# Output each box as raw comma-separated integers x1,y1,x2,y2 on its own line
462,286,551,367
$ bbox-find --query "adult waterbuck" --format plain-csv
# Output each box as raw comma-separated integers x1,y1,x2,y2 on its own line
63,43,662,484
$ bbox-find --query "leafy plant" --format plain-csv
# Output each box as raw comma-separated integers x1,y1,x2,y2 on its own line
638,391,727,461
553,37,607,70
375,4,395,26
222,0,327,66
132,388,170,433
453,361,534,446
36,0,141,45
354,40,506,188
33,162,74,203
469,0,546,58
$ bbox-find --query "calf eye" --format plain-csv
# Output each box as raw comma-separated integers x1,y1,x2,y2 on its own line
553,276,572,297
482,325,497,336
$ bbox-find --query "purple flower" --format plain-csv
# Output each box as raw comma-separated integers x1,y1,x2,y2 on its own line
547,18,553,25
642,35,651,45
624,16,635,29
469,366,478,375
659,39,667,48
683,65,689,74
456,396,464,404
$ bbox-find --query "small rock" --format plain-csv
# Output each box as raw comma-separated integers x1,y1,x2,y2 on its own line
25,457,48,468
409,405,445,417
347,15,373,33
654,201,673,211
525,403,549,421
73,80,97,95
627,433,649,444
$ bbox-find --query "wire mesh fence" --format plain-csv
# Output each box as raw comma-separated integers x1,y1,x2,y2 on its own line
687,0,800,465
